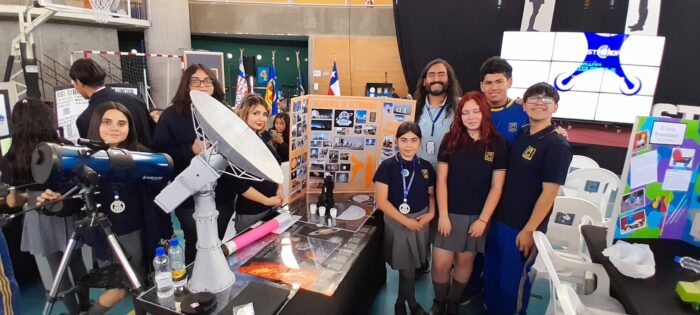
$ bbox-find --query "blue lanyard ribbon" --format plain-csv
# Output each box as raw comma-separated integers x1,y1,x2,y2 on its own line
397,155,418,203
427,104,446,137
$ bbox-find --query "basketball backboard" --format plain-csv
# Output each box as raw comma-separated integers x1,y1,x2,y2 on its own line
36,0,130,22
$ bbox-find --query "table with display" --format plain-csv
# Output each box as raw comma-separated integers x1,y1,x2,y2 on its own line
134,193,386,315
581,225,700,315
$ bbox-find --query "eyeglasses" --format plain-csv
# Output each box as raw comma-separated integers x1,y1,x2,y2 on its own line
525,96,555,104
189,78,214,87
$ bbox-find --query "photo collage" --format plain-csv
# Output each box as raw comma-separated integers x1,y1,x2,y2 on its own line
289,98,309,202
308,107,379,190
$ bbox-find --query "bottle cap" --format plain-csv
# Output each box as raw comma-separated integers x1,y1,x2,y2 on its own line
674,256,682,264
170,238,179,247
156,246,165,256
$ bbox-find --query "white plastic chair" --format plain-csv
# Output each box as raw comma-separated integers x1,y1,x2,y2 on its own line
547,197,604,256
569,155,600,173
558,284,627,315
534,231,626,315
562,168,620,220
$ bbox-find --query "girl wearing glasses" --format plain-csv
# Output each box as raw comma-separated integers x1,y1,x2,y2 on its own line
431,91,507,315
152,64,237,264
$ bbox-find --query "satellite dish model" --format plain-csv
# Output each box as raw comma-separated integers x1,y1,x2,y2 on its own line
155,91,283,293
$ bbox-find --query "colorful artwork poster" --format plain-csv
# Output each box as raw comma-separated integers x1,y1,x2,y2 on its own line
614,116,700,247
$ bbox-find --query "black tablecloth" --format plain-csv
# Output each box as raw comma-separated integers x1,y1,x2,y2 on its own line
134,212,386,315
581,225,700,315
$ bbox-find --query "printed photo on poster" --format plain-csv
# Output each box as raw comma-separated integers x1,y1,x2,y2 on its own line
312,131,331,140
382,135,394,149
353,125,362,135
362,125,377,135
328,150,339,163
669,148,694,169
311,120,332,131
336,127,350,136
326,164,340,172
340,164,351,171
393,104,413,115
620,209,647,234
633,130,649,152
384,102,394,114
334,110,355,127
340,153,350,161
336,172,349,183
520,0,557,32
356,110,367,124
625,0,662,35
333,136,364,150
310,161,325,171
621,188,646,213
369,112,377,123
311,109,333,120
365,138,376,146
0,92,11,139
310,148,319,159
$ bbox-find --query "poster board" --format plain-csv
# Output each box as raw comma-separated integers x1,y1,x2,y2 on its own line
608,116,700,247
287,95,415,203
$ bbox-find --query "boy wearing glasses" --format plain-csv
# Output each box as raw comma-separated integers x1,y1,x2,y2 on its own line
483,82,572,314
70,58,155,147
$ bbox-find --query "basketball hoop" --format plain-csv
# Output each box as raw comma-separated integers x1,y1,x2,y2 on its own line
89,0,118,23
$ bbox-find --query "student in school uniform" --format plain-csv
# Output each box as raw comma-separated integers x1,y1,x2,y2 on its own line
483,82,572,314
373,122,436,315
431,91,507,315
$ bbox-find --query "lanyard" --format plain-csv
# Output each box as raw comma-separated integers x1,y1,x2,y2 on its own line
396,155,417,203
426,97,447,137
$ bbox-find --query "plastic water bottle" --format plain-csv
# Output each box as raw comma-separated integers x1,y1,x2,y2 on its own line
168,237,187,288
674,256,700,273
153,247,174,298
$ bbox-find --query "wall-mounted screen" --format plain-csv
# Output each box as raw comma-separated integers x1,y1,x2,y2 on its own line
501,31,665,124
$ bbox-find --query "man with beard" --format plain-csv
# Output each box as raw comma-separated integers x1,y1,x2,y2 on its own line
412,59,462,311
413,59,462,168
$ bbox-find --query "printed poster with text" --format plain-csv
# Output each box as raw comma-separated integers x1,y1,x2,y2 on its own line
613,116,700,247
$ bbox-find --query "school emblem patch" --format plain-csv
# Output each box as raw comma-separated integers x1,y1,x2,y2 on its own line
422,169,429,179
484,151,494,162
522,146,536,160
508,122,518,133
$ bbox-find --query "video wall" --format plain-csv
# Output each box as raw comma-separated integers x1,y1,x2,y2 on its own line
501,31,665,124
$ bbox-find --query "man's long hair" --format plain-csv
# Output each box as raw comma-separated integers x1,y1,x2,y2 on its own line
413,58,462,123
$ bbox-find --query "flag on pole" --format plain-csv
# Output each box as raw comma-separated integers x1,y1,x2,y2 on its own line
234,49,249,109
328,61,341,96
265,51,279,115
296,51,305,96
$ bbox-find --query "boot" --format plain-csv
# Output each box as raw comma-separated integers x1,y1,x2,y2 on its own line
430,299,446,315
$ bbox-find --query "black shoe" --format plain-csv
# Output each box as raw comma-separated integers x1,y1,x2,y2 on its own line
410,303,428,315
446,301,460,315
395,301,408,315
430,299,446,315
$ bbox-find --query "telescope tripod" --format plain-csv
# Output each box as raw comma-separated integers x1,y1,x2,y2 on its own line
42,185,144,315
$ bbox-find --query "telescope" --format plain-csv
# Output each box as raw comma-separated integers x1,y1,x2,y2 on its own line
31,140,174,187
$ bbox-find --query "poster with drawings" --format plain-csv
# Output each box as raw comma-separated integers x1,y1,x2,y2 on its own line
610,116,700,248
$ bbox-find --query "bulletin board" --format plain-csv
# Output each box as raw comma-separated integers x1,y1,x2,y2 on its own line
608,116,700,247
287,95,415,202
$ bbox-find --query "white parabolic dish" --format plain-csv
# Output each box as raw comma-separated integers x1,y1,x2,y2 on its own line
190,91,283,184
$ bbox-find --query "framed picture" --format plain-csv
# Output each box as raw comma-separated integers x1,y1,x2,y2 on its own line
0,89,11,139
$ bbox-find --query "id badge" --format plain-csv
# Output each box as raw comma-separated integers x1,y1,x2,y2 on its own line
427,141,435,154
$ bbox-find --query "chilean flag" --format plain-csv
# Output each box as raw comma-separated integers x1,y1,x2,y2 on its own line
328,62,341,96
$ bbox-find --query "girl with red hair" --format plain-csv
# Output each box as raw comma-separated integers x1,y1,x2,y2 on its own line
430,91,508,315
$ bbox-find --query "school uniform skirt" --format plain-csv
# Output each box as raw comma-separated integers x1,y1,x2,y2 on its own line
433,213,486,253
383,207,429,270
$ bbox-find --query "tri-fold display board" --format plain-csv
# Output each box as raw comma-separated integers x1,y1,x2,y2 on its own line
609,116,700,248
287,95,416,202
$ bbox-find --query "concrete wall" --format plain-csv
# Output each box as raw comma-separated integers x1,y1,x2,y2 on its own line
0,18,119,102
189,2,396,37
144,0,192,108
